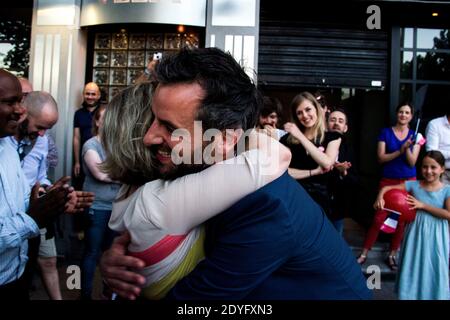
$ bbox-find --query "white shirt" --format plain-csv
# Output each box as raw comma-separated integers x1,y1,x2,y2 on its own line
425,115,450,169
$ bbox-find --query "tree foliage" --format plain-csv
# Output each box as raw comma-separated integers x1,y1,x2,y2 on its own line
0,20,31,76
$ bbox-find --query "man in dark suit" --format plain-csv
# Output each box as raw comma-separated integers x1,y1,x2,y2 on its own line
100,48,371,300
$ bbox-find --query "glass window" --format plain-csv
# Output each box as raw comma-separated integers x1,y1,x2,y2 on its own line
0,21,32,76
417,28,449,50
399,83,412,104
417,51,450,81
90,30,200,102
402,28,414,48
416,84,450,120
0,43,14,68
400,51,413,79
398,28,450,132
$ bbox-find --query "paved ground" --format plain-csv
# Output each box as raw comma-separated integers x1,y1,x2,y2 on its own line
30,218,398,300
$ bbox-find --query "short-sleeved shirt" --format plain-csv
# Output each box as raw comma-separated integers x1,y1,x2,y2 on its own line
280,131,341,186
280,131,341,216
378,127,416,179
82,137,120,211
73,105,98,151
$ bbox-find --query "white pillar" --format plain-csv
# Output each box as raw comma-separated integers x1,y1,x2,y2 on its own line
29,0,87,180
205,0,260,83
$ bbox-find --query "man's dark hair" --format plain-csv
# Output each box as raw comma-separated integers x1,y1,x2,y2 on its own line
330,107,348,124
260,96,283,118
155,47,262,131
423,150,445,168
396,101,414,114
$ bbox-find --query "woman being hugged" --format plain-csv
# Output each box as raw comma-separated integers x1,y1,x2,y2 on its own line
80,104,121,300
357,102,422,270
374,151,450,300
280,91,342,228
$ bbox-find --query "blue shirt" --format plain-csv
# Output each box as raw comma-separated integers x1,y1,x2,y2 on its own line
5,136,51,188
378,127,416,179
82,137,120,211
0,138,39,286
168,172,372,300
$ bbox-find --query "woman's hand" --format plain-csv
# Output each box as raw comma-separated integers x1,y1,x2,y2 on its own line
284,122,304,140
406,194,425,210
334,161,351,176
400,138,413,154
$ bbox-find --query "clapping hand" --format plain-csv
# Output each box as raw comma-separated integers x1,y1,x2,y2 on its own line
28,176,72,228
335,161,352,176
65,190,95,214
400,138,413,154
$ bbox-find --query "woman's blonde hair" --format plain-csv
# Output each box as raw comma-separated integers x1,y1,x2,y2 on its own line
100,82,155,185
287,91,325,145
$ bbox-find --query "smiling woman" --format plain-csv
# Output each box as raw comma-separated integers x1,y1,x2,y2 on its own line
280,91,342,229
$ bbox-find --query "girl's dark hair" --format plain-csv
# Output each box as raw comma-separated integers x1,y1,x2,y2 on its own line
423,150,446,167
396,101,414,114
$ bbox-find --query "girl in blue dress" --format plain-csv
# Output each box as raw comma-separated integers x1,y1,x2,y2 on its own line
374,150,450,300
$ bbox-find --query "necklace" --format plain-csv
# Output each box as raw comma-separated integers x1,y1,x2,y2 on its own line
393,126,408,138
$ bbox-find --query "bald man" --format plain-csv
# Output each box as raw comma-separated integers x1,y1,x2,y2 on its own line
73,82,100,181
72,82,100,238
18,77,33,96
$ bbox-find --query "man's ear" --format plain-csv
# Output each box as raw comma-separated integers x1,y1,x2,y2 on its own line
343,125,348,133
221,128,244,157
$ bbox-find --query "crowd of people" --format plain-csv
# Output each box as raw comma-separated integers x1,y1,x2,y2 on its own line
0,46,449,301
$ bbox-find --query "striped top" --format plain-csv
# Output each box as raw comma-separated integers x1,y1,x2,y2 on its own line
109,149,277,299
0,138,40,286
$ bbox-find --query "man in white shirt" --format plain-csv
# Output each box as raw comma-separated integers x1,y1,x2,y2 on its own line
425,110,450,184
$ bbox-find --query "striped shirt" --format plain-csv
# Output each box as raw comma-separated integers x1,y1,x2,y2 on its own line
109,150,271,299
0,138,39,286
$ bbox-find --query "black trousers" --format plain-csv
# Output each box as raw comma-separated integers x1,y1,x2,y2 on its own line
0,275,29,300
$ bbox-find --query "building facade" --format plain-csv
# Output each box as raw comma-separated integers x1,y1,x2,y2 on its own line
1,0,449,226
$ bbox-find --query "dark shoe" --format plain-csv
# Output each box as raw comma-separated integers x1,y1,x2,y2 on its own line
385,255,398,271
356,254,367,265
